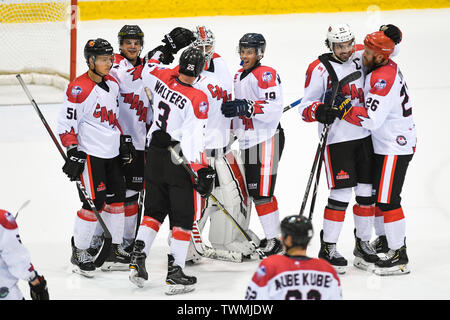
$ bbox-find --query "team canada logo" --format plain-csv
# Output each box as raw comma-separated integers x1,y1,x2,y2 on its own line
396,135,407,146
374,79,387,90
199,101,208,114
71,86,82,96
262,71,272,82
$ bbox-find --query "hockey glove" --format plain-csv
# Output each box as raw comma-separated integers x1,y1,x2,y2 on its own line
162,27,196,54
332,93,353,120
380,24,402,45
29,273,49,300
221,99,254,118
145,45,175,65
62,146,86,181
314,103,338,125
120,135,137,166
195,166,216,198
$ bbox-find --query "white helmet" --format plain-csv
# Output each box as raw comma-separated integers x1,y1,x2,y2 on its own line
327,23,354,44
191,26,215,69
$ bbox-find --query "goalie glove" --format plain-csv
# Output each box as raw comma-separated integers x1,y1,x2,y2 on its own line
221,99,255,118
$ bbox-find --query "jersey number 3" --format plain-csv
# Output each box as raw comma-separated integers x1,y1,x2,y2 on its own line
156,101,171,131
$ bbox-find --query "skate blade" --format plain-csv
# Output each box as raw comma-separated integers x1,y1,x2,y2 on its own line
72,266,95,278
333,265,347,275
373,264,410,276
353,257,375,272
129,269,146,288
101,262,130,271
165,283,195,295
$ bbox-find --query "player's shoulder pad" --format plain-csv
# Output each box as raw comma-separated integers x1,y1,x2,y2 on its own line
190,88,209,119
251,65,278,89
312,257,341,284
113,53,126,65
369,60,398,97
251,255,286,286
305,58,323,88
66,73,96,104
0,209,18,230
104,74,119,85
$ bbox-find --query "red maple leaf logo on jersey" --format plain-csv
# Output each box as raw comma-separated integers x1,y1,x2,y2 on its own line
253,100,266,115
345,106,369,127
128,65,143,81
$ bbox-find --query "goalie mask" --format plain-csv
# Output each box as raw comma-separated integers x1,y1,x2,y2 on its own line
325,23,356,62
191,26,215,70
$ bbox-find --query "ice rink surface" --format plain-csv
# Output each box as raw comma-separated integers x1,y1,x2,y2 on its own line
1,8,450,301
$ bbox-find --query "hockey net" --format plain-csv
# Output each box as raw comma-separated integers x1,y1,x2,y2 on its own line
0,0,76,103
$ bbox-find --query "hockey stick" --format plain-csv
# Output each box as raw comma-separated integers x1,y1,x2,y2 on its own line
167,145,267,259
298,59,362,218
283,98,302,113
15,200,31,219
16,74,112,268
135,188,145,238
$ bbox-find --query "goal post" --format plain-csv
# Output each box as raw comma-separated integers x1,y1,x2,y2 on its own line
0,0,77,92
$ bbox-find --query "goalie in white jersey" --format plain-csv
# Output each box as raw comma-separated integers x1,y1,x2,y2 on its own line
338,29,416,276
246,215,341,300
186,26,256,263
221,33,285,256
0,209,49,300
57,38,136,276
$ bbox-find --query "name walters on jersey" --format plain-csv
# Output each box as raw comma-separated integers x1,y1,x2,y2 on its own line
246,255,342,300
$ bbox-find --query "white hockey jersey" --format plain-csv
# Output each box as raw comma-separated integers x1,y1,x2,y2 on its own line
232,64,283,150
246,255,342,300
110,54,152,151
142,62,209,163
207,53,233,101
57,73,121,159
194,71,232,149
298,46,370,145
344,59,417,155
0,209,36,300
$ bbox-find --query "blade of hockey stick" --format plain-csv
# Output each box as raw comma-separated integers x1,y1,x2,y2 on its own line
16,74,112,267
15,200,31,219
167,145,266,259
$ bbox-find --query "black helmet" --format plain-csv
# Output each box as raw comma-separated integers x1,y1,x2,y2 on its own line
84,38,113,66
280,215,314,248
118,25,144,46
179,47,205,77
239,33,266,56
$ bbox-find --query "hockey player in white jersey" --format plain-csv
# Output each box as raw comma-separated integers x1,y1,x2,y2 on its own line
246,215,341,300
0,208,49,300
298,23,380,273
186,26,256,262
129,47,215,294
221,33,285,256
87,25,152,263
58,38,136,277
337,29,416,276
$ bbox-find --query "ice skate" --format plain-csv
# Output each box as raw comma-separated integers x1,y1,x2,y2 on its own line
165,254,196,295
100,243,131,271
371,235,389,254
353,229,380,271
71,237,96,278
373,243,410,276
129,240,148,288
318,230,347,274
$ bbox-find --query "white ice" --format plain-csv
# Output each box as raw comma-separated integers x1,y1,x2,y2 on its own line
1,8,449,300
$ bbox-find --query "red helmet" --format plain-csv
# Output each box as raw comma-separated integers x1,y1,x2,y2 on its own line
364,31,395,60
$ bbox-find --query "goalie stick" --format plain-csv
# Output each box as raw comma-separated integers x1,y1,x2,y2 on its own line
16,74,112,268
298,58,362,218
